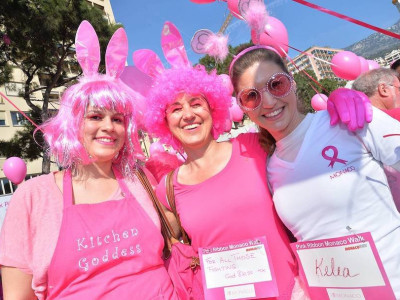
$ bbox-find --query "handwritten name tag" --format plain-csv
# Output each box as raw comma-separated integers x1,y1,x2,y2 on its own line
199,236,278,300
291,232,395,300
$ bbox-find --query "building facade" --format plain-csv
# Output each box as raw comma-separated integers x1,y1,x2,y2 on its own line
384,49,400,66
0,0,116,196
287,46,342,81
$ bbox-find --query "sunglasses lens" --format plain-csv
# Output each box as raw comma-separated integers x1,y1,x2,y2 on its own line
239,89,261,109
268,74,292,97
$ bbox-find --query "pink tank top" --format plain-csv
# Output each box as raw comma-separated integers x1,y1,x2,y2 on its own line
46,169,176,299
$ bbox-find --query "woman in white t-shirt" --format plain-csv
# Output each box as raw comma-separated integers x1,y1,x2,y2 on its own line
229,45,400,298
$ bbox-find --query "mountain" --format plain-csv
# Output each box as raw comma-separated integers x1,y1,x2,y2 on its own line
345,20,400,59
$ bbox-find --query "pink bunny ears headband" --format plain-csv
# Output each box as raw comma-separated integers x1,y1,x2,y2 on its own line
39,20,145,173
132,21,192,77
228,45,281,76
75,20,128,80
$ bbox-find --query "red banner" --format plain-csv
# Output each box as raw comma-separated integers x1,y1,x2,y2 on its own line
292,0,400,40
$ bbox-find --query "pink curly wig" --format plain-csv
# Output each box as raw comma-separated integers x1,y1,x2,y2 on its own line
38,74,144,176
145,65,232,151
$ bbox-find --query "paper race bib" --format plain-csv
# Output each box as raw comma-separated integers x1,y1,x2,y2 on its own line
199,236,278,300
291,232,395,300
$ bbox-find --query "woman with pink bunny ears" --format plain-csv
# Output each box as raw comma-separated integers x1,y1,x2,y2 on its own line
0,21,178,300
139,21,375,300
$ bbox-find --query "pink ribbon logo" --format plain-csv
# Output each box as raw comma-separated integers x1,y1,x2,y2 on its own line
322,146,347,168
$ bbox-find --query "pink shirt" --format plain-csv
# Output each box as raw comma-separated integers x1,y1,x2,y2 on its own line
156,133,296,300
0,171,160,299
384,108,400,120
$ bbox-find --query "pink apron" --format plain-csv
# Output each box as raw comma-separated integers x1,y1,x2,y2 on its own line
46,169,176,300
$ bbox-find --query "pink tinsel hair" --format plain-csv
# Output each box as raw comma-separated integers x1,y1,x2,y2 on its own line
36,21,145,177
145,65,232,151
38,75,144,176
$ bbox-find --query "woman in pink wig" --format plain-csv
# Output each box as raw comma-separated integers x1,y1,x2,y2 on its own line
0,21,177,300
137,21,371,300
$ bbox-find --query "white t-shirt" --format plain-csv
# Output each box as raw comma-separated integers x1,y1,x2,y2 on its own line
268,108,400,298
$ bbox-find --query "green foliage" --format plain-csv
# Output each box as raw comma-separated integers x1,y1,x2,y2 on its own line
319,78,346,94
198,46,234,75
198,42,254,75
0,110,43,160
0,0,118,172
0,60,12,85
294,69,318,113
294,70,346,113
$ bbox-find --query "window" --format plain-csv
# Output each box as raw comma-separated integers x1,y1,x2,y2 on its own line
0,111,6,126
38,73,52,87
4,82,24,97
0,174,40,196
93,3,104,11
10,111,29,126
0,178,14,195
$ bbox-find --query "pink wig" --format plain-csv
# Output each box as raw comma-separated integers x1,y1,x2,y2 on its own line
36,21,146,177
39,75,144,176
145,65,232,151
133,22,233,151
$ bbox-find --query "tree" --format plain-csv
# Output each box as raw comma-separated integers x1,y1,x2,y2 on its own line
294,70,346,113
0,110,43,160
294,69,319,113
319,78,346,95
198,42,254,74
0,60,12,86
0,0,119,173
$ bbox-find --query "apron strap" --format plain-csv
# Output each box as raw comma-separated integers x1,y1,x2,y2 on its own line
62,169,74,208
112,166,133,199
63,167,132,207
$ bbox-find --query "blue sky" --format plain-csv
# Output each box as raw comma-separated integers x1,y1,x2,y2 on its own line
110,0,400,66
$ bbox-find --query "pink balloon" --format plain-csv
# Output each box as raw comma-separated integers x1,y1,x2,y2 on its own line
331,51,361,80
149,141,165,156
120,66,153,97
230,97,244,122
3,157,27,184
311,93,328,111
358,56,369,75
224,118,233,132
227,0,242,19
253,17,289,57
367,60,380,70
219,74,234,95
120,66,153,129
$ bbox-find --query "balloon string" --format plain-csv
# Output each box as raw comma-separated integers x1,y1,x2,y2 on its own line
284,51,327,95
285,43,334,66
0,91,42,131
291,0,400,40
266,34,329,94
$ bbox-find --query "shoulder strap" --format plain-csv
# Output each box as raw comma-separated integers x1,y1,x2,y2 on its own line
135,168,177,257
166,170,190,245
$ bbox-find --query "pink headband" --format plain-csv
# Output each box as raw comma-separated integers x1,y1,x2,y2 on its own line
228,45,281,77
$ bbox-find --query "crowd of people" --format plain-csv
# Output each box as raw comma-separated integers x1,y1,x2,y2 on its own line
0,19,399,300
